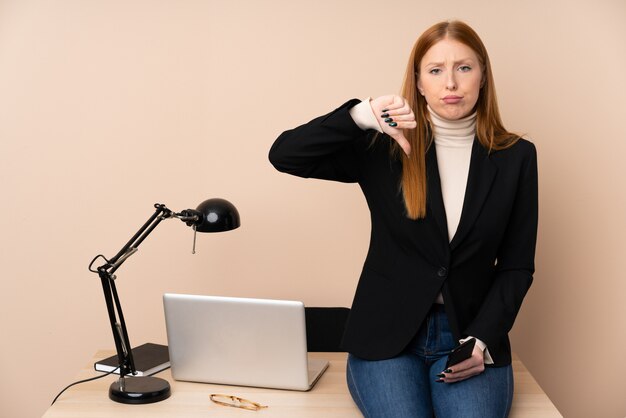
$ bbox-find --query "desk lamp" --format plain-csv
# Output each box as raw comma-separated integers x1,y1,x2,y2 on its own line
88,199,240,404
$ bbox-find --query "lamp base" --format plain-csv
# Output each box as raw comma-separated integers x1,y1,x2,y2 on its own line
109,376,171,404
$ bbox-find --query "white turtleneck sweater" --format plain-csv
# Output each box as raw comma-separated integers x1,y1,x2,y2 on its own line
349,98,494,364
429,105,475,243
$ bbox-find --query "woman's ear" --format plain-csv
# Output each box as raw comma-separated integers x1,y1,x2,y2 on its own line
416,72,425,96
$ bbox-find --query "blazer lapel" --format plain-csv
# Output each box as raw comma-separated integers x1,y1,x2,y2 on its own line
450,139,498,251
426,144,450,246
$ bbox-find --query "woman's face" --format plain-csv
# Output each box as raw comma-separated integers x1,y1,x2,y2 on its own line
417,38,483,120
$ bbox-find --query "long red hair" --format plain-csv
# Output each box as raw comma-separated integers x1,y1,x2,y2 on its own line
389,20,519,219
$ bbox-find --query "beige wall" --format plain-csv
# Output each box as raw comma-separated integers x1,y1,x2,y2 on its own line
1,1,624,417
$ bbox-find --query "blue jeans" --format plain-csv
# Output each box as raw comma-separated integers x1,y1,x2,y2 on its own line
346,304,513,418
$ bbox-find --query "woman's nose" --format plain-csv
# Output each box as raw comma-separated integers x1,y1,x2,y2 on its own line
446,72,457,91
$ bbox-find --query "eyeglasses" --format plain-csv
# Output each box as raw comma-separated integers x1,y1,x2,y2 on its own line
209,393,268,411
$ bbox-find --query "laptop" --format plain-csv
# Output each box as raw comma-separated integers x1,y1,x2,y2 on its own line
163,293,329,391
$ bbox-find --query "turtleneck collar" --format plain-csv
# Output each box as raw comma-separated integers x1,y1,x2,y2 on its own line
428,105,477,148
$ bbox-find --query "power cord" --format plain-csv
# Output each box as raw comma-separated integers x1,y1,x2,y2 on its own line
51,365,120,405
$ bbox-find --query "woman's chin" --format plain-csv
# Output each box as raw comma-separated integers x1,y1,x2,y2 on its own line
432,105,472,121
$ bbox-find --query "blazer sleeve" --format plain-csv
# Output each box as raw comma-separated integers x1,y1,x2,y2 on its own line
463,142,539,351
268,98,370,183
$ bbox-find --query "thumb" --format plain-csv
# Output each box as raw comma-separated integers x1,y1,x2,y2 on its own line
393,133,412,156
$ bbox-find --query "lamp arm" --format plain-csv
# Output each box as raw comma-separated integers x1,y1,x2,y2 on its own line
97,270,133,377
107,204,172,272
93,203,175,378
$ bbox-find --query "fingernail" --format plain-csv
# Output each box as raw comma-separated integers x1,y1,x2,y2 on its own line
384,118,393,123
435,379,444,383
381,113,389,118
389,122,398,127
382,108,389,112
436,373,445,378
443,369,452,374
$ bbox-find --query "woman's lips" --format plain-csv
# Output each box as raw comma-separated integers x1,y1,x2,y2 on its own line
443,96,462,104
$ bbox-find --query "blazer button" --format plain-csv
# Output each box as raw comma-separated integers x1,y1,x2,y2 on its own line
437,267,448,278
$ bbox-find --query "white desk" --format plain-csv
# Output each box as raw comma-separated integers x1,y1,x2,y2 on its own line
43,351,561,417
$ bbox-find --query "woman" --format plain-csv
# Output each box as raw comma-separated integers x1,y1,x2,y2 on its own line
269,20,537,418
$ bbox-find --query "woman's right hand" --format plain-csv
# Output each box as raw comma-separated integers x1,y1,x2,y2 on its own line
370,95,416,156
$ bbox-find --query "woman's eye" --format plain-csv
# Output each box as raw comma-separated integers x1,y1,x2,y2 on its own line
458,65,472,72
429,68,441,75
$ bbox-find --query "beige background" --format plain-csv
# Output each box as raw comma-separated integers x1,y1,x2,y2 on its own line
1,1,624,417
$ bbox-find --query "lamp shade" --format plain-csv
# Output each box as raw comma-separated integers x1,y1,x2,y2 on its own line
194,198,240,233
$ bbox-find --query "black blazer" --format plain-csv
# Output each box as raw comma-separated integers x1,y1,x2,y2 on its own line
269,99,538,366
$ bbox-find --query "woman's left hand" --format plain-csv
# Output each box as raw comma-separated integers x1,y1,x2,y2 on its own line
438,345,485,383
